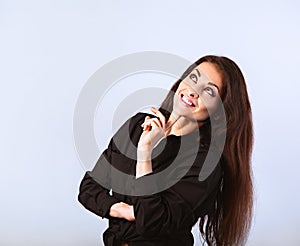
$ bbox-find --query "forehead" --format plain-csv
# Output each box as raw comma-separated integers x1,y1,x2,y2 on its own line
193,62,223,90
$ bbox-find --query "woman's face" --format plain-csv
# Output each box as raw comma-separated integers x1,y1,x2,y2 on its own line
173,62,223,123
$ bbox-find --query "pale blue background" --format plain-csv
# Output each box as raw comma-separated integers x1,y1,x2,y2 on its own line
1,0,299,245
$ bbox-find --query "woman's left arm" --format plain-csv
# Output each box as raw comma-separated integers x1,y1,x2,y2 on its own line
132,149,223,237
125,108,208,236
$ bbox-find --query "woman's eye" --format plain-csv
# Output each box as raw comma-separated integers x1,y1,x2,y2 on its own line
204,87,216,97
189,74,197,83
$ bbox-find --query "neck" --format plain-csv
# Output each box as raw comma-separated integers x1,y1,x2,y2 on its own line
165,112,204,137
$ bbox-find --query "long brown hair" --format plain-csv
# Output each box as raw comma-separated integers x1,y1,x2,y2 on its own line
158,55,254,246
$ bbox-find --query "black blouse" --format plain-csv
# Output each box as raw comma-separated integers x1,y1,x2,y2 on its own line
78,112,223,246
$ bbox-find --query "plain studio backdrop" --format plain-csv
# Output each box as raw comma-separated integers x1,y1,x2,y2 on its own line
1,0,299,245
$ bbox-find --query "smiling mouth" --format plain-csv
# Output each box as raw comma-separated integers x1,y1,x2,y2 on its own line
180,94,195,107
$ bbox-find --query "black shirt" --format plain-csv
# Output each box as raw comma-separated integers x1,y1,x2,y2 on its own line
78,112,223,246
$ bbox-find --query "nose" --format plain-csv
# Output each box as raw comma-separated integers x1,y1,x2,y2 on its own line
187,87,199,99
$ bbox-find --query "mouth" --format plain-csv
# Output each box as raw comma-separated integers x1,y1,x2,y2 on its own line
180,94,195,107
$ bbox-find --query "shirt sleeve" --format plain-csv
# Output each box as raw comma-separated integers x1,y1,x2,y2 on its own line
132,149,222,237
77,112,144,219
77,138,121,219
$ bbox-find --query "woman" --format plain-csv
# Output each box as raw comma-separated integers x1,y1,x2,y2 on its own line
78,55,254,246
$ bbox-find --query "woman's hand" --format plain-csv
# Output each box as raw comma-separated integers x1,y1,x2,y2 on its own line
138,107,168,151
109,202,135,222
136,107,180,178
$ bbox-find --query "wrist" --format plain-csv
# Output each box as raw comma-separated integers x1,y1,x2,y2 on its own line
137,147,152,162
109,202,121,218
137,143,152,151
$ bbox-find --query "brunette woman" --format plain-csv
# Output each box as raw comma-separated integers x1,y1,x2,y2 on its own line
78,55,254,246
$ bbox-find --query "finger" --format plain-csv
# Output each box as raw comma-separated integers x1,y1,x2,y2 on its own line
143,119,160,131
142,116,151,125
142,119,152,129
150,118,163,128
145,123,152,131
143,118,162,129
144,121,153,131
166,113,181,130
141,117,151,127
151,107,166,129
144,123,151,131
142,115,163,131
141,116,151,129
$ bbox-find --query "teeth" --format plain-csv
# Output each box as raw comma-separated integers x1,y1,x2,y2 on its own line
182,95,193,106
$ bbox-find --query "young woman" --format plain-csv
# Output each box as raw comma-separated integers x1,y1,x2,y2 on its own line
78,55,254,246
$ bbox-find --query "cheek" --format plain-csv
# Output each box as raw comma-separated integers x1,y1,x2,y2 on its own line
177,81,188,92
199,96,219,110
196,100,219,117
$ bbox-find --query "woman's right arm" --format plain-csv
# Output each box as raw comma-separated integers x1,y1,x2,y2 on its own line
78,112,144,220
78,173,121,219
78,139,122,219
78,170,135,221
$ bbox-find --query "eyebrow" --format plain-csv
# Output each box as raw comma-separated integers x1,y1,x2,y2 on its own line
208,82,220,93
195,68,220,93
195,68,201,77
